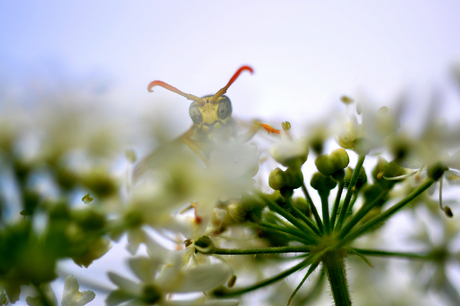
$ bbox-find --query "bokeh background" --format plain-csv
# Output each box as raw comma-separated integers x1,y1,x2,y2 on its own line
1,1,460,305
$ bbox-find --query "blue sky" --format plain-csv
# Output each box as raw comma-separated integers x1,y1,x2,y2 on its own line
2,0,460,132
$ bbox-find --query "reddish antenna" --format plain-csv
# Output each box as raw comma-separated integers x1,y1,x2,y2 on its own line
210,66,254,104
147,80,204,105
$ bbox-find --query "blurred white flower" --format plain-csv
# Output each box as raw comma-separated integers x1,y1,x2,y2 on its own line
106,255,234,306
25,284,57,306
61,275,96,306
269,135,309,167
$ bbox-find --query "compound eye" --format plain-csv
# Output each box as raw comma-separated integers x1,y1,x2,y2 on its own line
189,104,203,124
217,96,232,120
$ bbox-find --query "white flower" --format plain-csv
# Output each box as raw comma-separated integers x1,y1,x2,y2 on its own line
337,114,362,150
106,255,234,306
269,135,309,167
61,275,96,306
25,284,57,306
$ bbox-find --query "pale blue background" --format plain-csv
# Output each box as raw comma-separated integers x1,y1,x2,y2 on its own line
2,1,460,128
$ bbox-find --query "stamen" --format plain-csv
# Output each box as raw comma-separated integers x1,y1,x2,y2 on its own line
383,170,418,181
210,66,254,104
260,123,281,134
438,175,453,217
147,80,204,105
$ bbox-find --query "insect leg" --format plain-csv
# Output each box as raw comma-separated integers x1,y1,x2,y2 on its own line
235,121,280,143
181,135,211,167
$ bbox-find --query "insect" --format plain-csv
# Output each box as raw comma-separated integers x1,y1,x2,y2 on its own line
134,66,279,178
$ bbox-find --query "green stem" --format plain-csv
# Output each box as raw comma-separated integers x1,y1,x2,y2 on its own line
213,252,317,297
213,246,311,255
350,248,432,260
322,250,352,306
302,183,324,234
338,178,434,248
320,192,331,234
346,192,359,215
330,182,344,230
335,154,366,231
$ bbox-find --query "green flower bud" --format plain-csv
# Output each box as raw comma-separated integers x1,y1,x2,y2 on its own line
269,167,303,190
427,162,448,181
310,172,337,192
141,284,162,304
269,168,286,190
331,168,345,182
372,158,405,189
194,235,215,254
293,197,310,218
72,237,111,268
362,184,387,207
285,167,304,189
315,155,335,176
330,148,349,170
344,166,367,191
72,208,106,231
80,167,119,199
315,149,349,178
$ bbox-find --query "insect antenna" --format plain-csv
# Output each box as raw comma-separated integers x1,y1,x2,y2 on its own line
210,65,254,104
147,80,204,105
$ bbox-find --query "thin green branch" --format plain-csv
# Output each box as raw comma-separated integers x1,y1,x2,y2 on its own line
338,178,435,248
338,189,388,239
258,193,320,242
330,182,344,230
335,154,366,231
258,222,315,245
213,252,320,297
288,261,320,305
285,196,321,236
302,183,324,234
213,245,311,255
346,192,359,215
350,248,432,260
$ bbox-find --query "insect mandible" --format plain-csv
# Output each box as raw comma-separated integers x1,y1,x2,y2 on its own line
134,66,279,178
